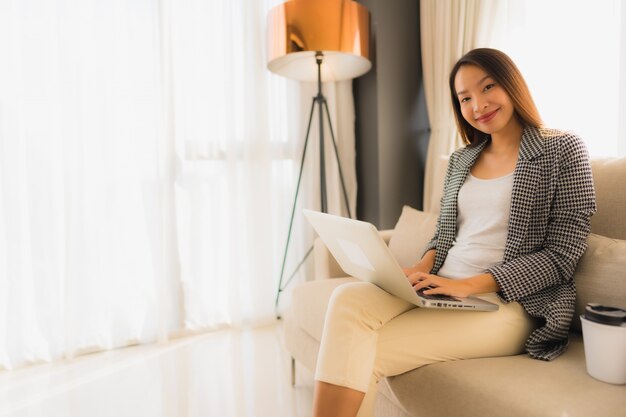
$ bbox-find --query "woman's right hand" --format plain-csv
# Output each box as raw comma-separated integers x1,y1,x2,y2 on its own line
402,261,431,278
402,250,436,279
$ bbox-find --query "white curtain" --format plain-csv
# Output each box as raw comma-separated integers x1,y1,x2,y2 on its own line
170,0,357,326
0,0,173,370
169,0,357,327
420,0,507,212
499,0,625,158
0,0,358,370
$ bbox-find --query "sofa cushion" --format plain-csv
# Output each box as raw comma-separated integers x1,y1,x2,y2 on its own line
590,157,626,240
385,334,626,417
572,233,626,332
387,206,438,268
283,312,323,372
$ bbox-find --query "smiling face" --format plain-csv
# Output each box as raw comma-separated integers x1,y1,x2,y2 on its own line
454,64,522,138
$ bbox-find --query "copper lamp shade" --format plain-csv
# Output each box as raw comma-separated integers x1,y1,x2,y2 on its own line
267,0,371,82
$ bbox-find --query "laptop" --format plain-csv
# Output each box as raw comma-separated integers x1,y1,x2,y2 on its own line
303,209,499,312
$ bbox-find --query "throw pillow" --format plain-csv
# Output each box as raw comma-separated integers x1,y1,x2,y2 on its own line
572,233,626,332
387,205,438,268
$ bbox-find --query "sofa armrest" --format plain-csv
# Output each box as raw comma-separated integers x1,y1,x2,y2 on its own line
379,229,393,244
313,229,394,280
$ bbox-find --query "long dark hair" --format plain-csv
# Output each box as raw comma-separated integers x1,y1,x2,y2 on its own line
449,48,542,146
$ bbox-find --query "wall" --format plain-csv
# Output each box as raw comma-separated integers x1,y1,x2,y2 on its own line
354,0,430,230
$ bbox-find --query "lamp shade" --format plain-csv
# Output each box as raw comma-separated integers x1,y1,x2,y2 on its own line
266,0,371,82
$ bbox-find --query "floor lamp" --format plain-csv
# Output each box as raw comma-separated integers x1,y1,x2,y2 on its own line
266,0,371,312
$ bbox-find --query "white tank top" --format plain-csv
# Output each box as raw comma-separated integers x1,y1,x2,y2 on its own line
437,172,514,279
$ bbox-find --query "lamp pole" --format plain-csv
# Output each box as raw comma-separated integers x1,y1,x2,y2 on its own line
316,52,328,214
266,0,370,314
274,52,352,314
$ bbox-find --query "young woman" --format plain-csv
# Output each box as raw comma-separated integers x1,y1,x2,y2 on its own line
311,48,597,417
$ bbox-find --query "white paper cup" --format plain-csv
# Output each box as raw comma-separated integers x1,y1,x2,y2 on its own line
580,315,626,384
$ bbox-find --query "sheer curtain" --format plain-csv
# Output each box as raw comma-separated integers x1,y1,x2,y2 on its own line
0,0,358,370
170,0,286,328
170,0,357,328
498,0,625,158
420,0,505,212
0,0,173,370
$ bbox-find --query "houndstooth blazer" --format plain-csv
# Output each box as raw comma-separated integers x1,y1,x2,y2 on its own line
424,126,596,361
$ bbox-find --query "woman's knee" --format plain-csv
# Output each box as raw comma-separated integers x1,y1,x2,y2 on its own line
325,281,414,331
328,282,380,312
324,282,387,324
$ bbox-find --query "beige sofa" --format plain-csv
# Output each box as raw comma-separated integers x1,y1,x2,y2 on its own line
283,157,626,417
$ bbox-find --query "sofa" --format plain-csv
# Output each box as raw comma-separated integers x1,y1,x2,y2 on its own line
282,156,626,417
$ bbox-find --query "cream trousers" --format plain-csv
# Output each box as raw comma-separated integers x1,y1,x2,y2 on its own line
314,282,537,417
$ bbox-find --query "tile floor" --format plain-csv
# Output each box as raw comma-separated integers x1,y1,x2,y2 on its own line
0,324,314,417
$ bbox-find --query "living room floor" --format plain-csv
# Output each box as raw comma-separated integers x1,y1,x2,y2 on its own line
0,323,314,417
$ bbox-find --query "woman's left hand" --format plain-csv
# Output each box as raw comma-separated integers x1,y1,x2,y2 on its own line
407,271,475,299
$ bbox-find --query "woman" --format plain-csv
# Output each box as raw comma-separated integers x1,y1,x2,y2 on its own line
311,48,597,417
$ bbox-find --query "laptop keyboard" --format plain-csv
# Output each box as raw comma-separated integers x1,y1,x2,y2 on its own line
416,288,460,302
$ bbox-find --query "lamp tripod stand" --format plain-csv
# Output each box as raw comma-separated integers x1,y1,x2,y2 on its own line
275,51,352,313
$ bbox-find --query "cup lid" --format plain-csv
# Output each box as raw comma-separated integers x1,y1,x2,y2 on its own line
584,303,626,326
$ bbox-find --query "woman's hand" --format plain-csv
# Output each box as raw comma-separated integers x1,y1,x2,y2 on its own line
402,262,431,278
402,250,436,278
407,271,501,299
407,271,474,298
